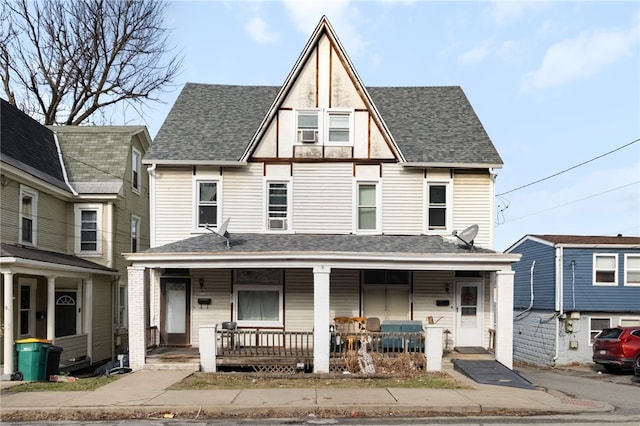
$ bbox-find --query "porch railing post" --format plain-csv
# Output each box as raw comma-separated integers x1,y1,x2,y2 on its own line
425,327,443,372
199,324,217,372
313,266,331,373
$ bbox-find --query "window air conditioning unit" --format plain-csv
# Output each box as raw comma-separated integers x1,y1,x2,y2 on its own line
299,129,317,143
269,218,286,230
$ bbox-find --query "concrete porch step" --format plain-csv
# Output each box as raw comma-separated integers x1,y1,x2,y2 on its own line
144,361,200,371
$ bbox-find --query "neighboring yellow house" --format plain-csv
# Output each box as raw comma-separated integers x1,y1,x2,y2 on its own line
1,99,151,375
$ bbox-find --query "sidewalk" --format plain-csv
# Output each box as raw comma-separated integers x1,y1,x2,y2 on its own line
0,364,614,421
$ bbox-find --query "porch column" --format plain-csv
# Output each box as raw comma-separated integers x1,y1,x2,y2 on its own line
127,265,147,371
84,278,93,361
3,272,14,375
313,266,331,373
46,276,55,341
495,268,515,369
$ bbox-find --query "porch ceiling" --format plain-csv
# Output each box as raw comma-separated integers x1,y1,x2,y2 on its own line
126,233,520,270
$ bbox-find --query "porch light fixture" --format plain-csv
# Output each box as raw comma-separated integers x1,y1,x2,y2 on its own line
445,284,450,294
199,278,204,292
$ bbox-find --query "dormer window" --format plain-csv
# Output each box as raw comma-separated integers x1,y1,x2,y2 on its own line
295,109,353,145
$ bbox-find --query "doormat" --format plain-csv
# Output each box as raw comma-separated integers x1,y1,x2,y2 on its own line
454,346,490,354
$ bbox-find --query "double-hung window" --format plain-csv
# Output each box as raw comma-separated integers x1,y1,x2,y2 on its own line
132,147,141,193
74,204,102,254
624,254,640,286
426,182,449,231
297,111,319,143
357,182,378,232
327,112,351,144
593,254,618,286
267,181,289,231
196,180,218,228
131,215,140,252
19,186,37,245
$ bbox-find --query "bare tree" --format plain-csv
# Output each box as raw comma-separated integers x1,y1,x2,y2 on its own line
0,0,183,125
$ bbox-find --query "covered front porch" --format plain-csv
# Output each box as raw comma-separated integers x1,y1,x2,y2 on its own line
126,233,520,374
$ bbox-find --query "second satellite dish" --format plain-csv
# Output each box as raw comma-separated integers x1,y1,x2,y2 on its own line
452,224,479,248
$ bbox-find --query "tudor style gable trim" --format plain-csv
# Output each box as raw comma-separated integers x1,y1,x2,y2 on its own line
240,16,404,163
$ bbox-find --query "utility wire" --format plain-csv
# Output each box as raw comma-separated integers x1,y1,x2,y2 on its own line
496,138,640,197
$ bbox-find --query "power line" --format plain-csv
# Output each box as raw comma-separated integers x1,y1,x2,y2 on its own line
496,138,640,197
497,180,639,224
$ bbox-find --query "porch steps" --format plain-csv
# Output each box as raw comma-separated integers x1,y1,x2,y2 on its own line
144,359,200,371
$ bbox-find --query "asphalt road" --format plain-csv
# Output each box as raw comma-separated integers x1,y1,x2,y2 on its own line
515,364,640,415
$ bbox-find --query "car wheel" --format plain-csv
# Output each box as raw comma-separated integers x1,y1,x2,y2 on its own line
634,355,640,377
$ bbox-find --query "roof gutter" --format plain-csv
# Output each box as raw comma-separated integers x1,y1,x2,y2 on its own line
402,162,503,169
142,159,247,167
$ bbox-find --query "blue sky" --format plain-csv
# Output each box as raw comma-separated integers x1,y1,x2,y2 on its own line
142,0,640,251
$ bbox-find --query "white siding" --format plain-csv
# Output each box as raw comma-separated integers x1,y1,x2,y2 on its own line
223,164,264,232
154,168,193,246
413,271,455,333
190,269,232,347
284,269,314,331
293,163,353,233
330,269,360,318
382,164,423,235
452,172,492,248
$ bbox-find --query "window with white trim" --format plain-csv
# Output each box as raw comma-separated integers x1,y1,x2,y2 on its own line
131,215,140,252
132,147,141,193
620,317,640,326
426,182,450,231
296,110,319,143
233,269,283,327
357,182,378,232
593,254,618,286
195,180,218,228
74,204,103,254
19,186,37,245
326,111,351,144
266,181,289,231
624,254,640,286
589,317,611,344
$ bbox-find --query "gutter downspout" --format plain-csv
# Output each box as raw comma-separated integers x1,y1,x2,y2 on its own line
147,163,156,248
553,246,564,365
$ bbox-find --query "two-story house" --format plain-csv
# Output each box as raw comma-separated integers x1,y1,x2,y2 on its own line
1,99,151,375
124,16,520,373
507,234,640,366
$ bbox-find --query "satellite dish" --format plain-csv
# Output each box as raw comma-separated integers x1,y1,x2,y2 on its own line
452,224,479,248
206,217,231,249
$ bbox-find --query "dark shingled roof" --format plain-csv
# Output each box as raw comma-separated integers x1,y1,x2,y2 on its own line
146,83,503,167
1,243,117,273
144,233,495,255
0,99,71,192
530,235,640,245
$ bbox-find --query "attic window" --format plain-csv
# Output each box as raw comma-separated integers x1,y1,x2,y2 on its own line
297,111,319,143
327,112,350,144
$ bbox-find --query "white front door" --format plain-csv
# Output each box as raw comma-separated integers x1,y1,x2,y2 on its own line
455,281,483,347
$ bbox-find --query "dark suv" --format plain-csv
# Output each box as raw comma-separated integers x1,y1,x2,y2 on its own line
592,326,640,373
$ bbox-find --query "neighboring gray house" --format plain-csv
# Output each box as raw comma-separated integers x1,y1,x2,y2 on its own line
125,17,521,373
507,234,640,366
1,98,151,375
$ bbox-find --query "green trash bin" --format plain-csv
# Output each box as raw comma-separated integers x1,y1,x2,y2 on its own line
15,338,51,381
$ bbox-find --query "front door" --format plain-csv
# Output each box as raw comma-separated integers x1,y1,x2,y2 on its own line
455,281,483,347
160,278,191,346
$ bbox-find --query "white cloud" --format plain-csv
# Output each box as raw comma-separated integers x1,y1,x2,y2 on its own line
522,24,639,91
458,42,491,64
281,0,368,54
245,16,278,44
490,1,550,26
